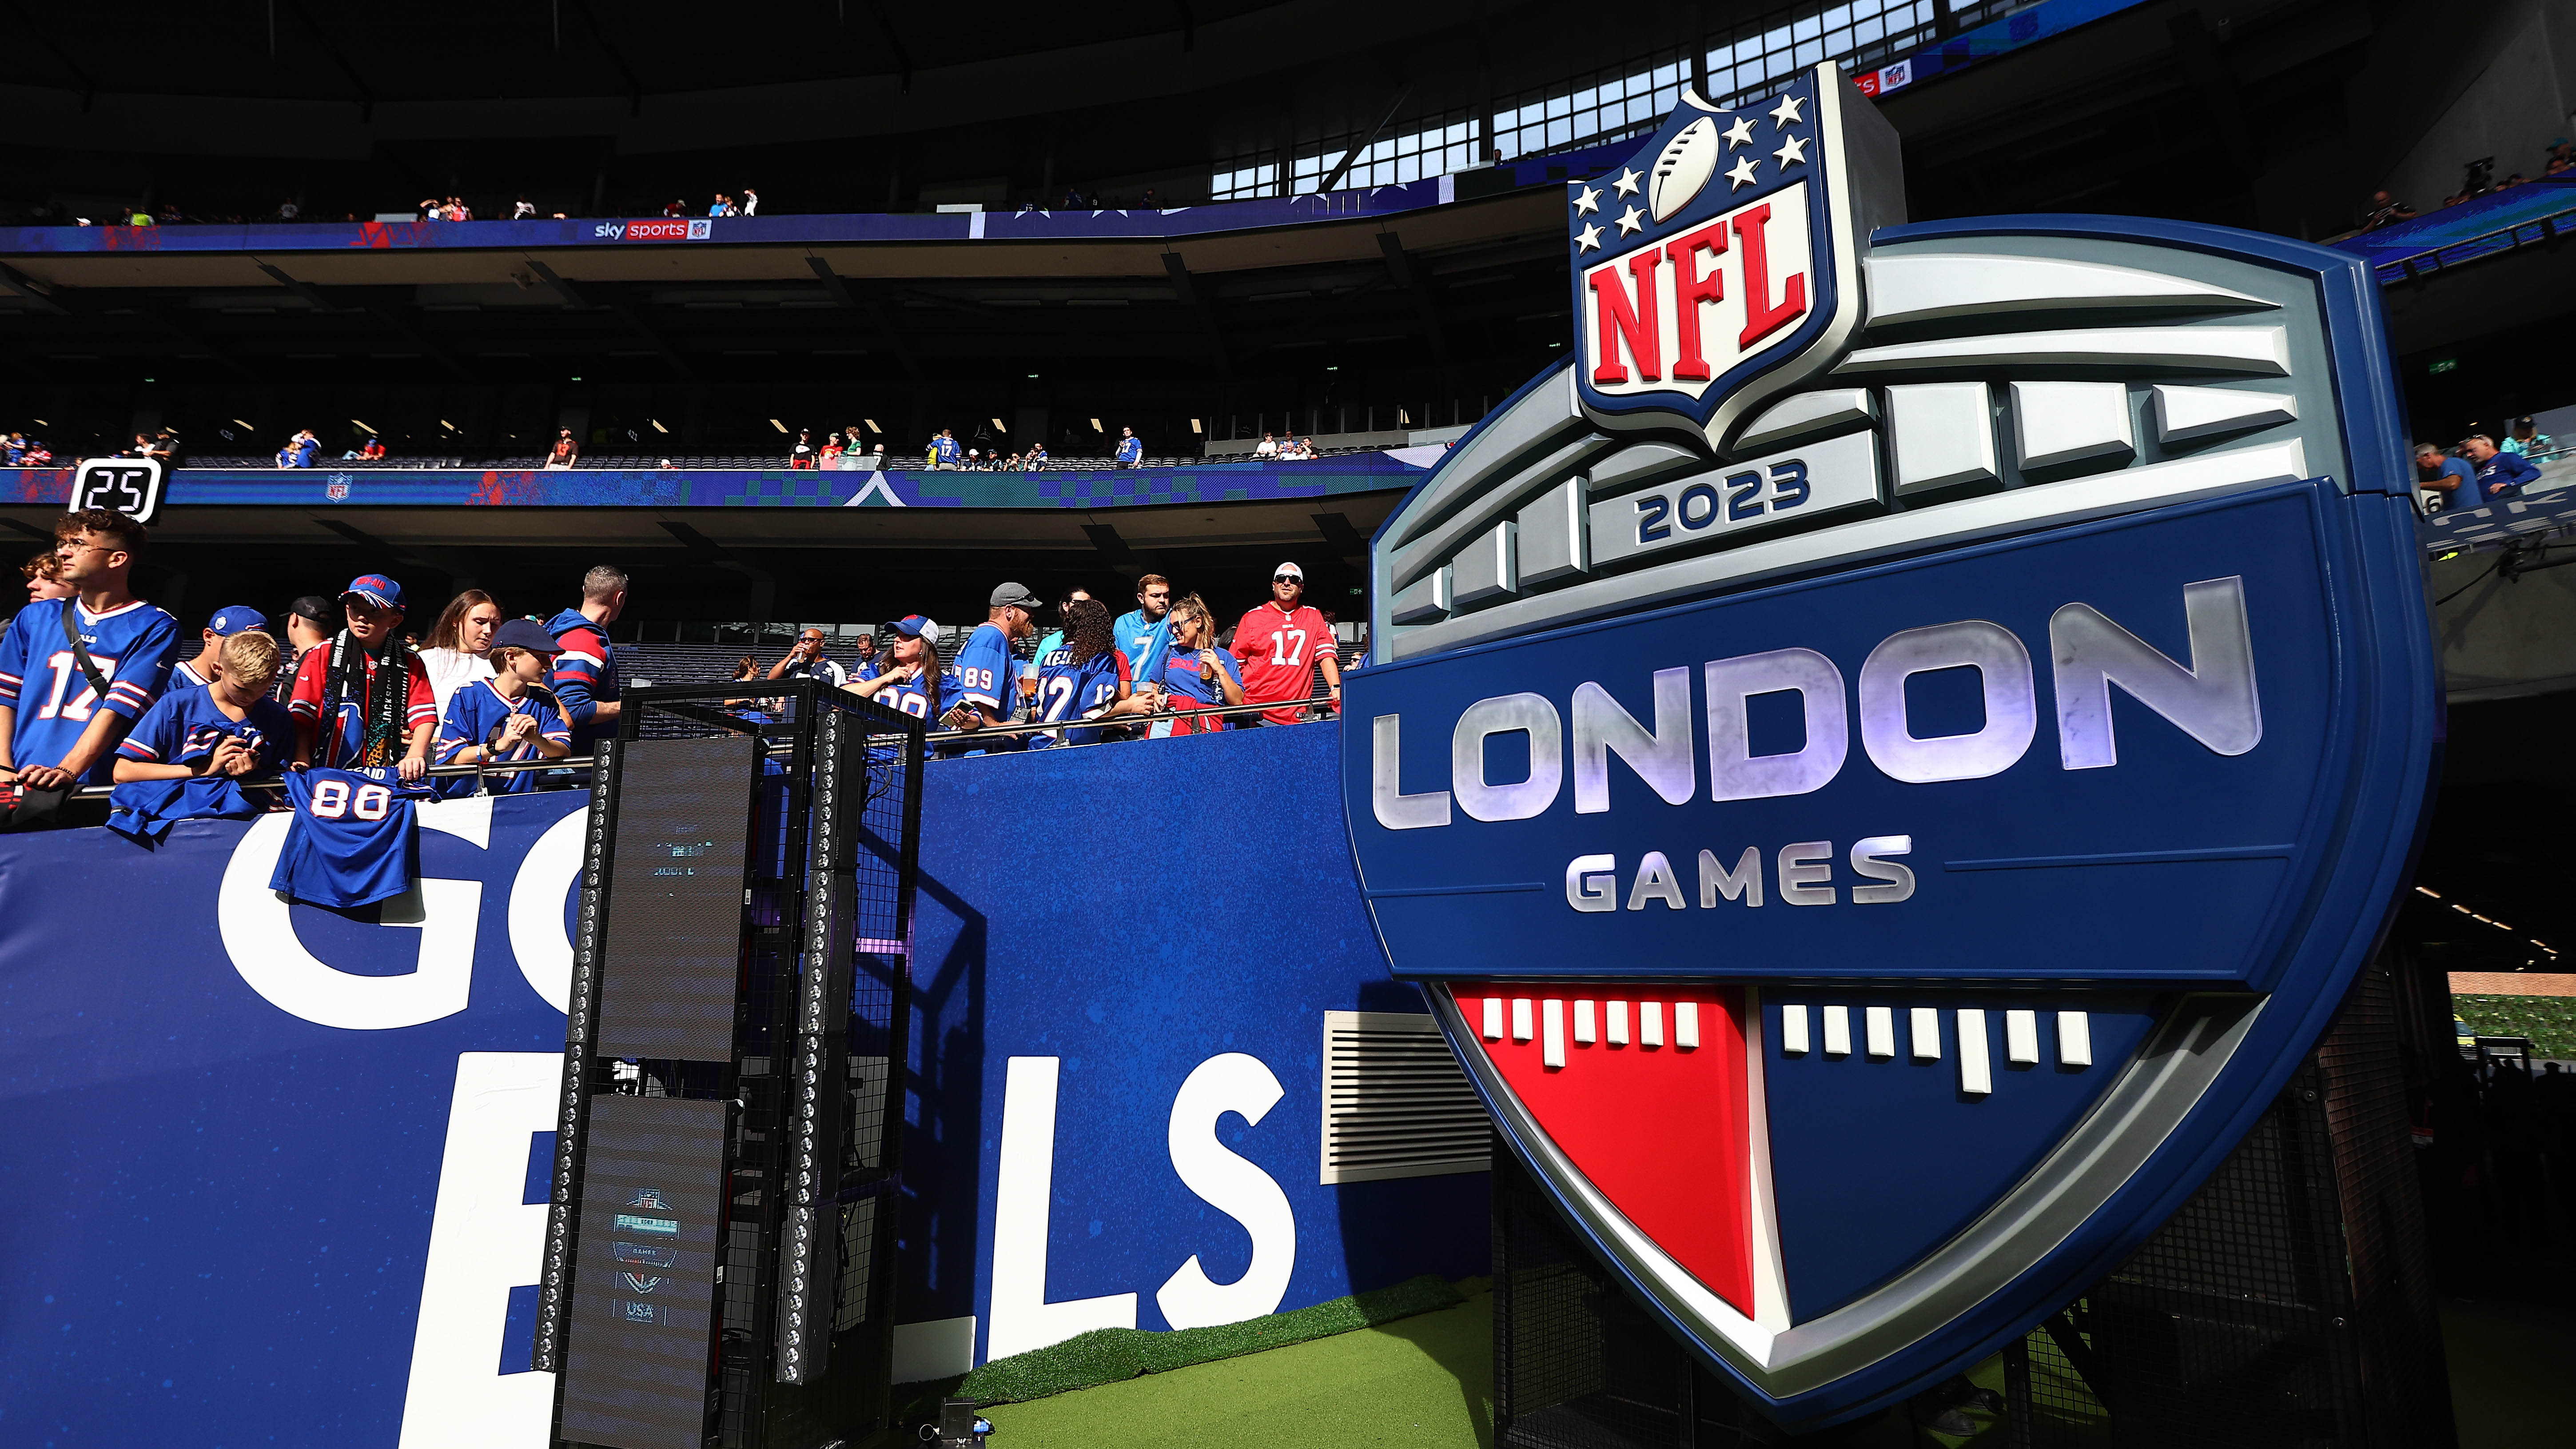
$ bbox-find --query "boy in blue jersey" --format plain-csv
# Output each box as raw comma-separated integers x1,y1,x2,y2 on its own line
435,620,576,795
941,583,1045,751
170,603,271,690
109,630,291,838
1028,598,1153,748
0,509,180,792
842,616,945,720
1115,427,1143,467
545,565,629,750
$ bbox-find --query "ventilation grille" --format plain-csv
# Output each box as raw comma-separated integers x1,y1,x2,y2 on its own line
1321,1010,1492,1184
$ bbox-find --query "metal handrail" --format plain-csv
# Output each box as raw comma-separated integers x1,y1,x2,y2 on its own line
47,690,1347,798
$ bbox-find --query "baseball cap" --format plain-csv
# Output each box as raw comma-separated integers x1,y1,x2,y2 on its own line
988,582,1046,613
341,574,404,611
490,619,563,655
890,615,942,645
204,604,267,637
287,595,335,626
1273,561,1305,581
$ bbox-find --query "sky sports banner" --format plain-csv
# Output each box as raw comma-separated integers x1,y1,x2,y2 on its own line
1342,63,2439,1429
0,178,1452,256
0,453,1426,512
1,726,1481,1446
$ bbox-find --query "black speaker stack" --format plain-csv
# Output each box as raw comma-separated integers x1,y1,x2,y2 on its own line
532,680,924,1449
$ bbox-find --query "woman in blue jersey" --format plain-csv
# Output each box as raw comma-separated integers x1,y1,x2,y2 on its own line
1028,599,1153,748
1152,593,1243,737
841,616,944,720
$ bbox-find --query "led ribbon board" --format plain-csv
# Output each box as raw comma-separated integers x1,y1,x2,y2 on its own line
1340,64,2438,1429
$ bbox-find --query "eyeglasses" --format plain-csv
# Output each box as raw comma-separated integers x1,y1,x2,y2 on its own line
1273,574,1300,584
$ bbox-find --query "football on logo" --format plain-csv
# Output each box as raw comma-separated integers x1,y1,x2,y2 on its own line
1649,116,1721,223
1342,61,2439,1429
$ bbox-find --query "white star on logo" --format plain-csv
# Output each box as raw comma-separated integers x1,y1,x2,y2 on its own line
1575,222,1605,252
1611,167,1643,198
1615,204,1644,236
1773,134,1810,168
1722,116,1756,149
1725,156,1760,190
1769,93,1808,129
1571,184,1602,216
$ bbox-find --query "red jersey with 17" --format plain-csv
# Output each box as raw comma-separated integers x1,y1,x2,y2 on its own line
1230,601,1338,726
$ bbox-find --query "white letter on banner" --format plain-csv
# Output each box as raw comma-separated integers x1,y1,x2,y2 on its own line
2051,576,2261,770
1156,1053,1298,1331
1572,669,1696,813
987,1057,1138,1360
220,798,490,1030
397,1051,557,1449
1704,648,1848,801
506,807,589,1014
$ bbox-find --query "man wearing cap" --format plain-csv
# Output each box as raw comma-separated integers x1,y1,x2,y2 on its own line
171,604,269,690
288,573,437,779
1230,562,1341,727
942,583,1043,750
434,619,575,796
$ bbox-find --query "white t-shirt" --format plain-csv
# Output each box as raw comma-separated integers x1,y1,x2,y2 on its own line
418,646,498,720
1254,438,1278,456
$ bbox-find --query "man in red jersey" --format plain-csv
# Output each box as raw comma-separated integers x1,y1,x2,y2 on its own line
1229,560,1340,726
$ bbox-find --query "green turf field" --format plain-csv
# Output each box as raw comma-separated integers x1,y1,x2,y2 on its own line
924,1280,2563,1446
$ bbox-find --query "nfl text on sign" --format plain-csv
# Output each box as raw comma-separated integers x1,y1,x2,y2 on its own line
1342,62,2438,1429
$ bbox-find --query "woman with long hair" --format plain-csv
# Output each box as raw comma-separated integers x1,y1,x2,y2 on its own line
1029,598,1153,748
417,589,502,718
840,617,946,722
1151,593,1243,737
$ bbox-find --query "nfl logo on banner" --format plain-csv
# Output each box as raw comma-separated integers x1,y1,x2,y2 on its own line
1341,64,2438,1429
326,474,352,501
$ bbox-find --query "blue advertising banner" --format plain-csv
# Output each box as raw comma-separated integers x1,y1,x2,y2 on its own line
0,183,1455,259
0,456,1428,513
0,723,1476,1446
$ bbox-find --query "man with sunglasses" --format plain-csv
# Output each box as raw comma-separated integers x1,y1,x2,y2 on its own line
1229,561,1340,727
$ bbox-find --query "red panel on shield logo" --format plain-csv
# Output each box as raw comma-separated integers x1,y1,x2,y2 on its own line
1454,985,1756,1315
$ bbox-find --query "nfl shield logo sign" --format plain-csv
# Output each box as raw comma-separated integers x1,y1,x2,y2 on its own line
1569,68,1894,453
1344,64,2440,1429
326,474,351,501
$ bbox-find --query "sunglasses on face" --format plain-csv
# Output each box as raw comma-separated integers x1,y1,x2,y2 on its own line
1274,575,1299,584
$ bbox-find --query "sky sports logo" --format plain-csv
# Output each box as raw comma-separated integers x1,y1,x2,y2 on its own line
591,218,713,241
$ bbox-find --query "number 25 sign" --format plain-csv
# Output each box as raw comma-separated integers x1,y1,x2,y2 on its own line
71,456,166,525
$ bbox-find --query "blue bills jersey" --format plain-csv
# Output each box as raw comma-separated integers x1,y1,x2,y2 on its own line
0,598,180,785
269,766,434,909
434,680,573,796
950,622,1025,754
106,775,261,843
854,658,946,722
1028,647,1129,749
116,683,294,775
